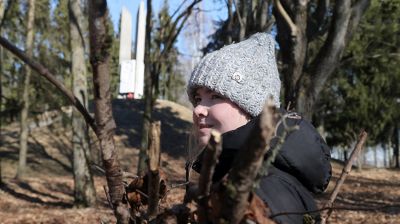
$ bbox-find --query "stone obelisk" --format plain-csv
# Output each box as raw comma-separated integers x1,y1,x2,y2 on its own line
118,2,146,99
118,7,135,96
134,0,146,99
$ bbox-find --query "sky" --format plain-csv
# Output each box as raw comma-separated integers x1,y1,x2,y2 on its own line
107,0,227,56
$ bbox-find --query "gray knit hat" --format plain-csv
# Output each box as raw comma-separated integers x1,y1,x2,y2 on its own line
187,32,281,117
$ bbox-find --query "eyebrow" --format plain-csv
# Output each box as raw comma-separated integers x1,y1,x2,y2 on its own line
195,88,214,95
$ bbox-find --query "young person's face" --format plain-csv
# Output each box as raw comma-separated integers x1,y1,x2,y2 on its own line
192,87,250,148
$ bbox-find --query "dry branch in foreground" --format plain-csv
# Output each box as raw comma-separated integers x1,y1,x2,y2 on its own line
214,99,278,224
320,130,368,224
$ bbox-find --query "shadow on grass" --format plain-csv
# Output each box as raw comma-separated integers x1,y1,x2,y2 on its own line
0,182,73,208
17,181,62,200
30,135,72,173
109,99,192,158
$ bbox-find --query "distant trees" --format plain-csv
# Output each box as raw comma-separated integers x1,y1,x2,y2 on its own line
314,0,400,167
0,0,98,205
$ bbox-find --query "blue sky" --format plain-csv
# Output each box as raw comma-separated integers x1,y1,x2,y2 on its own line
107,0,227,55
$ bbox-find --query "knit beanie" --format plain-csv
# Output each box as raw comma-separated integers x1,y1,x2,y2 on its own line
187,32,281,117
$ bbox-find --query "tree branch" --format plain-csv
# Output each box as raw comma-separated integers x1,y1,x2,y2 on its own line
320,130,368,224
306,0,352,103
170,0,189,19
232,0,244,32
197,130,222,223
0,36,97,134
162,0,201,57
345,0,371,43
274,0,298,36
88,1,129,223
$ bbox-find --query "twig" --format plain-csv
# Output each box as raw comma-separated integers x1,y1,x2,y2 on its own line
91,163,138,181
274,0,298,36
104,185,114,209
135,189,149,199
197,130,222,223
257,113,299,180
320,130,368,224
170,181,191,189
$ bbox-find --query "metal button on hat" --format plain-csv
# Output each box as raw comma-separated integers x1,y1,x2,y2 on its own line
232,72,243,83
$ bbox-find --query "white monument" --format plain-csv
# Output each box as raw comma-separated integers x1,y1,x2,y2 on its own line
118,1,146,99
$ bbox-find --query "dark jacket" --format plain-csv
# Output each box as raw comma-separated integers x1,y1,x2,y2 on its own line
192,112,332,224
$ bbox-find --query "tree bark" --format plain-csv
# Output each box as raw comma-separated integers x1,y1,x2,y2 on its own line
276,0,308,107
0,0,5,141
274,0,370,120
147,121,161,220
394,124,399,168
226,0,233,44
138,0,153,176
296,0,370,120
88,1,130,223
69,0,96,207
17,0,35,180
235,0,247,41
257,0,269,31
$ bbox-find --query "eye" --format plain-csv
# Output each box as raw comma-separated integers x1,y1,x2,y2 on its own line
194,96,201,105
211,94,223,100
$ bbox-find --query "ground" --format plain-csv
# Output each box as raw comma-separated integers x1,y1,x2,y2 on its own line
0,99,399,223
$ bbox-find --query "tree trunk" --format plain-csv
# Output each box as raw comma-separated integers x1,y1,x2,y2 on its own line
226,0,233,44
88,1,130,223
138,0,153,176
69,0,96,207
274,0,370,120
238,0,247,41
394,124,399,168
147,121,161,220
17,0,35,180
257,0,269,31
277,0,308,108
0,0,5,141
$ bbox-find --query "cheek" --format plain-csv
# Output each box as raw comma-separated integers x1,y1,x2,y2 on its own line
210,104,248,133
209,107,234,132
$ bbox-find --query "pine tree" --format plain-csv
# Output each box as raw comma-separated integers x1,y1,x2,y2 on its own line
314,0,400,166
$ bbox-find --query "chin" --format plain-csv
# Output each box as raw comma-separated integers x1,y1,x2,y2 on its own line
198,135,211,149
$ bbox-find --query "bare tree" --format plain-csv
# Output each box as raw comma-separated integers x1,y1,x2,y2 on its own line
138,0,202,174
16,0,35,180
88,0,130,222
274,0,371,120
69,0,96,207
0,1,130,218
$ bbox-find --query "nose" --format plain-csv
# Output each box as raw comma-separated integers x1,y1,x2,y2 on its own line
193,104,208,118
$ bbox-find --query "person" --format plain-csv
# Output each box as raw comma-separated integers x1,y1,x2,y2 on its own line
186,32,332,223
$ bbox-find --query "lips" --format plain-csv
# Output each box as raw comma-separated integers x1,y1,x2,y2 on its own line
198,123,212,129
